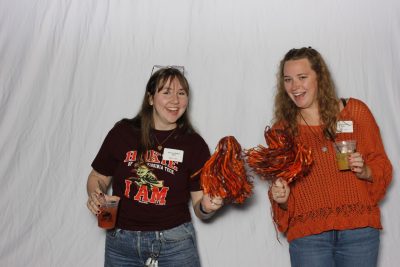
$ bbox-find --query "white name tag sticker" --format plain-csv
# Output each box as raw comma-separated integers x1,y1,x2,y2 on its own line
337,121,353,133
162,148,184,162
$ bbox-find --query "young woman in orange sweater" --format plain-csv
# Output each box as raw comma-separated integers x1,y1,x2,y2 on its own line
270,47,392,267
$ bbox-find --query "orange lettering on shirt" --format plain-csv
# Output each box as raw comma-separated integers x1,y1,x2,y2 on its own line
134,185,149,203
149,187,169,205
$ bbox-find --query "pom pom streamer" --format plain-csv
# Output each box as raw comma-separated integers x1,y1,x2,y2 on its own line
246,127,313,183
199,136,253,204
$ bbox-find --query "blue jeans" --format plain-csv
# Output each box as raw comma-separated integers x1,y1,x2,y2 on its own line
104,222,200,267
289,227,380,267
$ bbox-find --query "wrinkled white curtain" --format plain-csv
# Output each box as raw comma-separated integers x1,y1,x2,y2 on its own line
1,0,399,266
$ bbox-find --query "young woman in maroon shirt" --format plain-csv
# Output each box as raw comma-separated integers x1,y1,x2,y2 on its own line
86,66,223,267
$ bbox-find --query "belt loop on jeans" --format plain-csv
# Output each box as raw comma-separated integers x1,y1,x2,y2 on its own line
156,231,160,240
333,230,338,242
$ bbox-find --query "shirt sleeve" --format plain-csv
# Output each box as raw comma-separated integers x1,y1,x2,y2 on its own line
91,126,122,176
189,134,211,192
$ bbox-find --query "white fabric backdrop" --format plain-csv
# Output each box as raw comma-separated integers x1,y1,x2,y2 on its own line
1,0,399,266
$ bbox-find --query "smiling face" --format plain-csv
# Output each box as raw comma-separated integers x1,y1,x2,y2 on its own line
149,77,188,130
283,58,319,111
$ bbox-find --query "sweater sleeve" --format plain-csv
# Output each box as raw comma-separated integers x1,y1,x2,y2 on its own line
356,101,392,205
268,186,293,233
267,122,293,233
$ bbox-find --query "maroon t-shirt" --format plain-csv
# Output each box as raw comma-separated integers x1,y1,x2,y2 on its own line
92,121,210,231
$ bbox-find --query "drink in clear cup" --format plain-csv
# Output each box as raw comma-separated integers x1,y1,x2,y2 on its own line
98,199,119,229
333,140,356,171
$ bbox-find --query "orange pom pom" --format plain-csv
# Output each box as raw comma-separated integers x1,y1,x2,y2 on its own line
200,136,253,204
246,127,313,183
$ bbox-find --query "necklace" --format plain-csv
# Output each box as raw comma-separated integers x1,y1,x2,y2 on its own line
299,112,328,153
153,128,176,151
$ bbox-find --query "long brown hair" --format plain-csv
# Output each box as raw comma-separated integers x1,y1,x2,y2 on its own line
121,67,194,157
273,47,339,138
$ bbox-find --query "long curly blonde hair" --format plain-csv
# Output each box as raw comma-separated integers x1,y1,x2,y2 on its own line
273,47,339,138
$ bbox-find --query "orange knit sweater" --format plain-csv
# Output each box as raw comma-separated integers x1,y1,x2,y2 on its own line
270,98,392,242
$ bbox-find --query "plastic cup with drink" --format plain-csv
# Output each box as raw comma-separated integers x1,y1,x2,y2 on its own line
97,195,120,229
333,140,356,171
